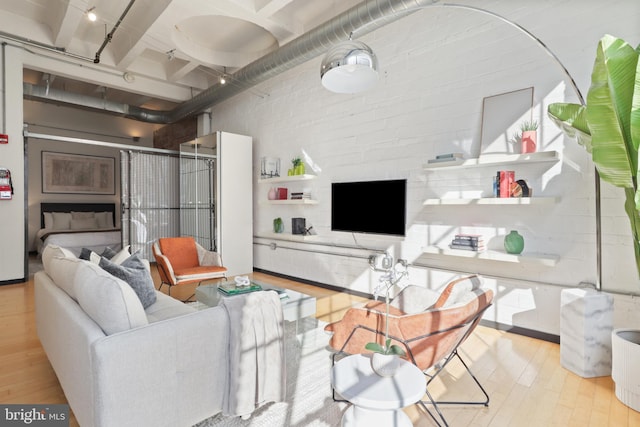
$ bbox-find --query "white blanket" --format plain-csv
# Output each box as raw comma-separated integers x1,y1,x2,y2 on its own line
220,290,286,417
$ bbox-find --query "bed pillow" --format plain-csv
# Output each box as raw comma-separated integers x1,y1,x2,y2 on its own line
74,261,148,335
95,211,114,229
99,253,157,308
79,248,101,264
52,212,72,230
70,217,98,230
43,212,54,229
71,211,95,220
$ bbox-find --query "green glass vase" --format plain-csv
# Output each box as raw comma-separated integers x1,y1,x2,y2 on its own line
504,230,524,254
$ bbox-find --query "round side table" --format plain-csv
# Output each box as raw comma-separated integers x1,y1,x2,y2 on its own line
331,353,425,427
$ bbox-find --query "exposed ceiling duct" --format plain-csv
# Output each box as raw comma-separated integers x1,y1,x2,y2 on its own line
25,0,439,124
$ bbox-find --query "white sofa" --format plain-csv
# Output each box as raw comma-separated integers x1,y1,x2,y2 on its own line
34,245,230,427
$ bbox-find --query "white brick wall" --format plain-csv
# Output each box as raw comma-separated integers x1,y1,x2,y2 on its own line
212,0,640,335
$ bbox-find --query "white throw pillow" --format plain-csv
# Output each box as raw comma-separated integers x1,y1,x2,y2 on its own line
110,245,131,264
74,261,148,335
42,244,76,274
52,212,72,230
46,256,84,300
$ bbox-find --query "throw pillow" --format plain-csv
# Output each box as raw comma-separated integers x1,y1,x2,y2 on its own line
70,217,98,230
42,244,76,273
434,275,482,308
74,261,148,335
389,285,440,314
79,248,101,264
100,246,117,259
99,245,129,263
46,256,84,300
51,212,72,230
99,253,157,308
95,211,114,228
71,211,95,220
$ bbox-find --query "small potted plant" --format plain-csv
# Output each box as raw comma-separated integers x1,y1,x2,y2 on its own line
291,156,305,175
365,256,408,376
509,120,538,153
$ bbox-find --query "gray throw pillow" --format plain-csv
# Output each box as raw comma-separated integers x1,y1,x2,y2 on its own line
100,247,117,259
99,253,157,309
79,247,93,261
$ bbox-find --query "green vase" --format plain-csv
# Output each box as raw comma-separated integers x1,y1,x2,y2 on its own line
504,230,524,254
294,163,305,175
273,217,284,233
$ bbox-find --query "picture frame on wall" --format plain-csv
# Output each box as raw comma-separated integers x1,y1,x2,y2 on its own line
42,151,115,195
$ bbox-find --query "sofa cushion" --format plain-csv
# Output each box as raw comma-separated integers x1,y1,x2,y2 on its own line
390,285,440,314
46,256,85,300
74,261,148,335
99,253,157,308
159,237,199,270
145,291,196,323
42,244,76,272
434,275,482,308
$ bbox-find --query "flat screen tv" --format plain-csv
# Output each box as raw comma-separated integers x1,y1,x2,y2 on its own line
331,179,406,236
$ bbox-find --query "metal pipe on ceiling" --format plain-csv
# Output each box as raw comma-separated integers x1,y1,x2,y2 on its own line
23,0,439,124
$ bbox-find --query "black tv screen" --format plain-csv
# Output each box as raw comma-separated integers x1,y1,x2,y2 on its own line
331,179,406,236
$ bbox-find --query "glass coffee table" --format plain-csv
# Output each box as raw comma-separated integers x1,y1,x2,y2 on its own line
194,280,317,322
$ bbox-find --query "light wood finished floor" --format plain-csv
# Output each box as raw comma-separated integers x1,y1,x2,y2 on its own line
2,267,639,427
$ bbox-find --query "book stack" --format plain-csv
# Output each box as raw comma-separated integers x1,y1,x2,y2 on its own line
290,191,312,200
217,282,262,296
427,152,464,164
450,234,485,252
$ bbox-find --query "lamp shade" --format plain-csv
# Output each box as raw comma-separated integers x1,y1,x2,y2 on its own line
320,40,378,94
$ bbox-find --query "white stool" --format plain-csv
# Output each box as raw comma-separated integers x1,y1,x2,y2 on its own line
331,354,425,427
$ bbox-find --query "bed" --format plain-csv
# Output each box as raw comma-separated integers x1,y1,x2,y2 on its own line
35,202,122,257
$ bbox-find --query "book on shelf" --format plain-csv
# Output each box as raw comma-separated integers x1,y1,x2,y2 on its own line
427,157,463,164
435,152,464,160
217,282,262,295
454,234,484,241
290,191,311,200
449,243,485,252
451,238,484,247
498,170,515,198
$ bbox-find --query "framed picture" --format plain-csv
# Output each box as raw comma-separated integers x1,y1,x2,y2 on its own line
42,151,115,194
479,87,534,156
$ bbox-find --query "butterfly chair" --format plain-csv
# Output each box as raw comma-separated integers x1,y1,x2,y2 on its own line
324,275,494,427
152,237,227,301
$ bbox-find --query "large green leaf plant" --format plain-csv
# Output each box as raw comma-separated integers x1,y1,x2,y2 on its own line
548,34,640,277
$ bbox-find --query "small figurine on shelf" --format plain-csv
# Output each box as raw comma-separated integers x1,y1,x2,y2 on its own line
290,156,305,175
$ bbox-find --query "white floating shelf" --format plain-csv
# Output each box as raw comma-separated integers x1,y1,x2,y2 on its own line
422,246,559,266
423,197,559,206
260,199,318,205
423,151,560,170
258,174,317,184
256,232,319,242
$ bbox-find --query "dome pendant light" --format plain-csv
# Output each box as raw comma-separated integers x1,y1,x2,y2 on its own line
320,39,379,94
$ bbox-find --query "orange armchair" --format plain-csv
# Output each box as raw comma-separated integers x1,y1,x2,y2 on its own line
152,237,227,298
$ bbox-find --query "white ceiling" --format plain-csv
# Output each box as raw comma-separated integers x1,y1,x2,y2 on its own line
0,0,362,111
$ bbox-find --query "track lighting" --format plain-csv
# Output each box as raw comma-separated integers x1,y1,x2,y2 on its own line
86,7,97,22
220,67,227,85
